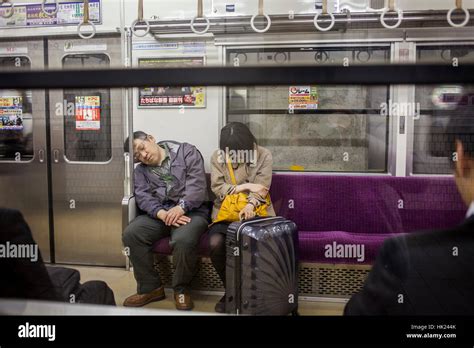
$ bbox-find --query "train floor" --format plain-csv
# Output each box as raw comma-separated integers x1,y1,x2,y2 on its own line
72,265,347,315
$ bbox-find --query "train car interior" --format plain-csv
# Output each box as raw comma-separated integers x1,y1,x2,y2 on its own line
0,0,474,321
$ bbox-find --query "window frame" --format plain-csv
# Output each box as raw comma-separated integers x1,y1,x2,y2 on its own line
223,43,394,176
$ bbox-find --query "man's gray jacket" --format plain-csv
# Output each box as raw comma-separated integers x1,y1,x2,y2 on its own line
134,140,209,220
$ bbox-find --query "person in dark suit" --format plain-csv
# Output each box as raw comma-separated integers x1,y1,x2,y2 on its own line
344,100,474,315
0,208,116,306
0,208,61,301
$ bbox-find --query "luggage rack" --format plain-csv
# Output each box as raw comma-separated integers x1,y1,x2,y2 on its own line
131,10,474,37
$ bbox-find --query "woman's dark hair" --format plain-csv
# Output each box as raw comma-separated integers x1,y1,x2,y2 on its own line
124,131,148,153
219,122,257,154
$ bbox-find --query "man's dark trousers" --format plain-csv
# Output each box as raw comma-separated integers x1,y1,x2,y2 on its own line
123,212,208,294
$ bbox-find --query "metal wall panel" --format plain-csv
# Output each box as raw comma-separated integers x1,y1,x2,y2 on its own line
0,39,50,261
48,36,125,266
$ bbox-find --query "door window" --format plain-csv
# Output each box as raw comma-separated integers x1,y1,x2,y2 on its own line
62,54,112,162
0,57,34,162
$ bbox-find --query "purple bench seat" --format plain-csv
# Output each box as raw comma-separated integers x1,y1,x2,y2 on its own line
153,174,467,265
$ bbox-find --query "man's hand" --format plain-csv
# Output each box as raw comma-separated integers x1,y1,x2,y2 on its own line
174,215,191,227
157,209,168,222
165,205,186,226
239,203,256,221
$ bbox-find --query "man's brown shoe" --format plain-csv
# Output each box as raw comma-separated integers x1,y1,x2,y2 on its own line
174,292,194,311
123,286,166,307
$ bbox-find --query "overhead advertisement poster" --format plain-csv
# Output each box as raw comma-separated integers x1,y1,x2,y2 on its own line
75,96,101,131
0,0,101,28
0,97,23,131
288,86,319,110
138,57,206,108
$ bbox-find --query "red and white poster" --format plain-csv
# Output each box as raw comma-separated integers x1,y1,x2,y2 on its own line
75,96,101,131
138,57,206,108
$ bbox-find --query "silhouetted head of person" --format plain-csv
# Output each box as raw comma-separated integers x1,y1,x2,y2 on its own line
124,131,164,166
441,97,474,206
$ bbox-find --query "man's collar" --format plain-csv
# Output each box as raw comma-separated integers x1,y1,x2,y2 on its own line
158,144,170,166
158,141,180,163
466,201,474,220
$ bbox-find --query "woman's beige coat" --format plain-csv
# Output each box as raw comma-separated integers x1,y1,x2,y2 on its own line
210,146,276,221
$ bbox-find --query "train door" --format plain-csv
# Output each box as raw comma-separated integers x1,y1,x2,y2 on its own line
47,36,125,266
0,39,50,261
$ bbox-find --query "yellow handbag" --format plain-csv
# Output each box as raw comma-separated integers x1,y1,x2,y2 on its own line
213,157,271,224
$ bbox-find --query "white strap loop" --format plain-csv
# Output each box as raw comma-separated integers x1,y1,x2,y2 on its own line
250,0,271,33
190,17,210,34
447,0,470,28
380,1,403,29
132,0,150,37
77,21,96,39
190,0,210,35
0,0,14,19
41,0,59,17
77,0,96,39
314,0,335,32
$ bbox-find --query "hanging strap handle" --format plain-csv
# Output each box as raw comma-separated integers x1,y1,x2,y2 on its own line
0,0,14,19
131,0,150,37
226,155,237,186
447,0,470,27
41,0,59,17
380,0,403,29
197,0,203,18
138,0,144,21
190,0,210,34
258,0,264,16
83,0,89,22
251,0,271,33
77,0,96,39
388,0,395,12
314,0,335,31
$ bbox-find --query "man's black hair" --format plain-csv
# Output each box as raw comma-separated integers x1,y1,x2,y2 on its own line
430,95,474,167
124,131,148,153
219,122,257,156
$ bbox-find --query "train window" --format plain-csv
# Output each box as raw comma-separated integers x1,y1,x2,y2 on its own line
0,57,33,162
414,45,474,174
227,47,390,172
62,54,112,162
